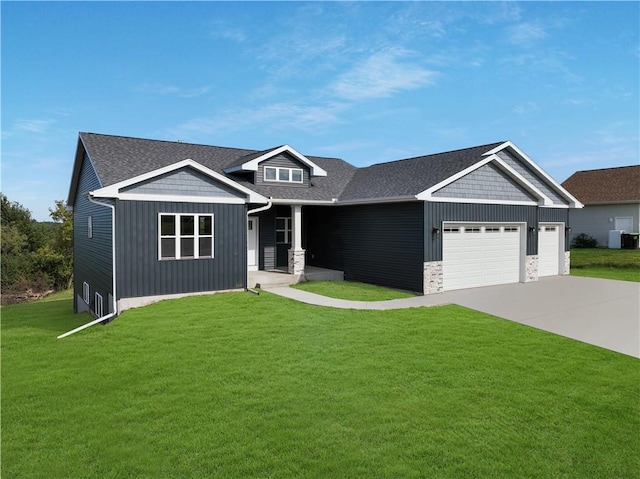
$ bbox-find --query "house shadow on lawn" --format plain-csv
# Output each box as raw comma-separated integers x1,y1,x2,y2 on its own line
1,298,93,335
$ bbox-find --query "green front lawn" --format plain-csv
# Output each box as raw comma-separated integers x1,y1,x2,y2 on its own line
570,248,640,282
3,292,638,478
292,280,415,301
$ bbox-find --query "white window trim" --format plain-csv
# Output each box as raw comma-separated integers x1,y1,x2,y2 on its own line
95,292,104,318
88,216,93,238
158,213,214,261
83,282,90,304
264,166,304,184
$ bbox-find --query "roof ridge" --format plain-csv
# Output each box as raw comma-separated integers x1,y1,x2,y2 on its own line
79,131,259,154
570,164,640,174
361,141,506,168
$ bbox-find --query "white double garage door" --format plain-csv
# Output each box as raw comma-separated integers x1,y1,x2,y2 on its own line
442,223,563,291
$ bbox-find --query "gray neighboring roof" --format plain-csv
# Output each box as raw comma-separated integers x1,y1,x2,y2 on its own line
69,133,514,205
338,142,505,200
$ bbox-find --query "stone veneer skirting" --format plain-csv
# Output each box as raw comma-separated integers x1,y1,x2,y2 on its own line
564,250,570,275
525,255,538,282
423,261,443,294
288,249,306,275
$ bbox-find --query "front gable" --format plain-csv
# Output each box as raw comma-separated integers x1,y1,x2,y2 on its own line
256,152,311,187
224,144,327,178
91,159,268,205
431,162,539,203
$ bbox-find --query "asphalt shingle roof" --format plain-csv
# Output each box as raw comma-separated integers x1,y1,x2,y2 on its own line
72,132,510,204
562,165,640,203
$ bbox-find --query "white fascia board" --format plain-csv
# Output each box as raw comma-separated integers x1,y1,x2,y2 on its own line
269,198,336,205
485,141,584,208
336,196,419,206
104,193,247,204
226,145,328,177
91,158,269,204
416,155,552,205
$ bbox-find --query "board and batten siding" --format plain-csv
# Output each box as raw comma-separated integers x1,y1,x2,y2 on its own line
424,202,538,261
256,153,311,187
305,202,424,292
115,200,247,299
73,154,114,315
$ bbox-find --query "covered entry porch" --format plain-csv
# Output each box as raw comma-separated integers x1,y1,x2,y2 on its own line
249,266,344,289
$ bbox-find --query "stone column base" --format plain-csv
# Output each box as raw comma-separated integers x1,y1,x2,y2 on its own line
288,249,306,275
423,261,443,294
564,251,570,275
525,255,538,282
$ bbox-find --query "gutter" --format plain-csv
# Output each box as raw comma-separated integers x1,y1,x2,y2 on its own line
58,194,118,339
247,198,273,215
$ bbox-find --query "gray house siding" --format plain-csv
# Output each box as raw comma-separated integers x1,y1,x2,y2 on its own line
496,150,569,206
432,163,537,202
257,153,311,187
121,167,247,199
425,202,538,260
255,207,277,270
73,154,114,315
568,203,640,247
305,202,424,292
115,200,247,299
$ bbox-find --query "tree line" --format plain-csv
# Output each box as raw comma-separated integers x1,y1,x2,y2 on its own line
1,193,73,303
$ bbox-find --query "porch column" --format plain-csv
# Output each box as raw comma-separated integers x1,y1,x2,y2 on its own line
288,204,305,275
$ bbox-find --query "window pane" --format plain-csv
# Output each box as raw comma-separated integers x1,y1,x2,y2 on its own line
279,169,290,181
180,216,194,235
181,238,194,257
292,169,302,182
276,218,286,230
199,238,212,257
265,167,276,180
161,215,175,236
276,231,286,243
199,216,212,235
161,238,176,258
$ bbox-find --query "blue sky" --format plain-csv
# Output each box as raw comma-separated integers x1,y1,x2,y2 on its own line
2,1,638,221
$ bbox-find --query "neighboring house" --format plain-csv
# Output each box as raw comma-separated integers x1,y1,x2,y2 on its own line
67,133,582,318
562,165,640,247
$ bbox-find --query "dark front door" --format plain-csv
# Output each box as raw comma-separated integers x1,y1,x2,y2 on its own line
275,216,291,268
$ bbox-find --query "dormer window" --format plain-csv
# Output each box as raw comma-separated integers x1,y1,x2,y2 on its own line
264,166,303,184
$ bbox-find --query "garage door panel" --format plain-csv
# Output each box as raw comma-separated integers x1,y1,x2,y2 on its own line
538,224,561,277
443,224,522,291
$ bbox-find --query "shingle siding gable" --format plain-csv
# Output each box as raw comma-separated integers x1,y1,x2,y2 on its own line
120,167,246,199
432,162,538,202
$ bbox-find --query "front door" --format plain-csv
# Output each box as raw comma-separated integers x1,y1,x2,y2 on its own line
248,218,258,270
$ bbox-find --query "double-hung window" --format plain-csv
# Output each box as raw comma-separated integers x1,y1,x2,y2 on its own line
264,166,303,183
159,214,214,260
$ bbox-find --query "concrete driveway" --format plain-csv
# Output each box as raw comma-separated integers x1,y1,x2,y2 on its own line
441,276,640,358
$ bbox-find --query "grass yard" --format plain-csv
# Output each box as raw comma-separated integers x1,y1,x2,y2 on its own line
2,292,639,478
292,280,415,301
570,248,640,282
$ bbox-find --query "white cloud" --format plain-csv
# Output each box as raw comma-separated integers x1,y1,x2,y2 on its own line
508,22,549,45
134,83,211,98
329,49,438,100
14,119,54,133
513,102,541,115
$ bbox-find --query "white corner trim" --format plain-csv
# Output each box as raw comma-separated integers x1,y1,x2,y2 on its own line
225,145,328,177
90,158,269,204
416,155,552,206
483,141,584,208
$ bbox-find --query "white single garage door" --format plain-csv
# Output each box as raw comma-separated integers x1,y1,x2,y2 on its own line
538,224,561,277
443,224,521,291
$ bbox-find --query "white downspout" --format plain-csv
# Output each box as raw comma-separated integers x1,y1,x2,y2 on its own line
247,198,272,216
58,194,117,339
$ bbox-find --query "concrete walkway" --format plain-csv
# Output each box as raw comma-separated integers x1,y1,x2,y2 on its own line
264,276,640,358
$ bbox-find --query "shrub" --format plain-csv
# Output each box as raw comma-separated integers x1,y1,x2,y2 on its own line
571,233,598,248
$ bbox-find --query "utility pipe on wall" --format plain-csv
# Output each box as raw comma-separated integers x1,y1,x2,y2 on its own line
58,194,117,339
